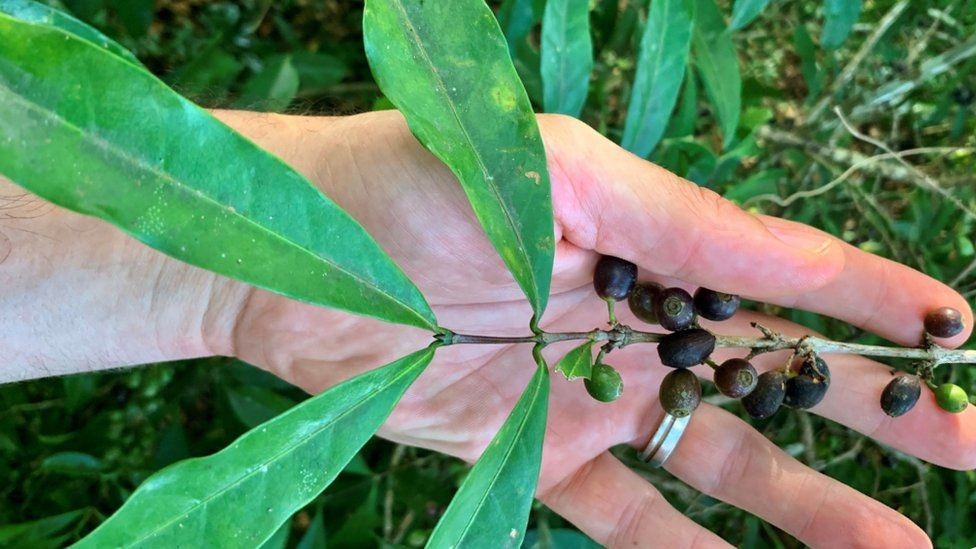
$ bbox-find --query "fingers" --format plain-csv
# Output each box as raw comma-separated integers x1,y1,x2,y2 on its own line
758,216,973,347
544,115,845,299
647,405,933,549
709,311,976,471
539,452,731,548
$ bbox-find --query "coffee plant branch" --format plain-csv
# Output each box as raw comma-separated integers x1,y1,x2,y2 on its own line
437,323,976,367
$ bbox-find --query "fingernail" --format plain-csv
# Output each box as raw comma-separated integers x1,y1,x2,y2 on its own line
768,225,834,255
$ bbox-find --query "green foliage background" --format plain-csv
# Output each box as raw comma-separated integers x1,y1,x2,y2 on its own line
1,0,974,547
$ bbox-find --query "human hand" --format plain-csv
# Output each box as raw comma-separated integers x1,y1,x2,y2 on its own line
213,110,973,547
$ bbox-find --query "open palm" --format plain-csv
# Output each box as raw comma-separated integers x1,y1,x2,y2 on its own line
228,110,974,548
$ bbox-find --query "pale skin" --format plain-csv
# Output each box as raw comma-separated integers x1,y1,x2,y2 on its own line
1,110,974,548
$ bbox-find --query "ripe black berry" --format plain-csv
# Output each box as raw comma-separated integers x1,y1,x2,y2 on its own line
654,287,696,331
742,370,786,419
880,375,921,417
799,356,830,386
924,307,965,338
585,362,624,403
713,358,758,398
784,374,828,409
656,329,716,368
659,369,702,417
593,255,637,301
693,288,740,321
628,282,662,324
934,383,969,414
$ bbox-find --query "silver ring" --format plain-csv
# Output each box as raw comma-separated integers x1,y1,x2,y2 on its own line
639,411,691,468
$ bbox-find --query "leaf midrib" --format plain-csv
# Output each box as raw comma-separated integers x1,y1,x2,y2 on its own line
385,0,541,313
0,77,431,329
92,350,431,546
451,364,546,543
626,0,679,146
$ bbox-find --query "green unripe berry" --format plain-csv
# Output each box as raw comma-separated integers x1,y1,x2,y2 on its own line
742,370,787,419
659,369,702,417
593,256,637,302
693,288,740,322
880,375,922,418
628,282,663,324
934,383,969,414
924,307,965,339
585,363,624,403
653,287,696,332
713,358,758,398
656,329,716,368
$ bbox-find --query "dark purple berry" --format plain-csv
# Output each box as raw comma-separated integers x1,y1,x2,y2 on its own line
714,358,758,398
924,307,965,338
742,370,787,419
693,288,740,322
654,287,696,331
656,329,716,368
593,256,637,301
799,356,830,387
784,374,828,409
628,282,663,324
659,369,702,417
880,375,922,417
585,363,623,403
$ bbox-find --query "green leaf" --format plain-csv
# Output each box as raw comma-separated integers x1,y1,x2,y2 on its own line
729,0,772,31
821,0,861,50
235,54,301,112
295,509,327,549
363,0,555,324
226,384,297,429
40,451,104,476
0,510,84,547
554,341,593,381
692,0,741,149
620,0,693,157
0,15,437,331
0,0,140,65
427,349,549,548
292,51,348,97
497,0,543,50
75,346,437,548
540,0,593,117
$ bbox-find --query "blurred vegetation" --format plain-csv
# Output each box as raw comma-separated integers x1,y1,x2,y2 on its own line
1,0,974,547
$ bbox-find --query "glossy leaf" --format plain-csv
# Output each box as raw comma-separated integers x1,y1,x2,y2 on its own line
554,341,594,381
427,349,549,548
729,0,772,31
821,0,861,49
364,0,555,324
75,346,437,548
621,0,693,157
235,54,301,112
692,0,741,149
497,0,543,50
540,0,593,117
0,0,140,65
0,15,437,330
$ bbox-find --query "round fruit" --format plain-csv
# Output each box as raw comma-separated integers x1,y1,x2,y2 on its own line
693,288,740,321
784,374,828,409
934,383,969,414
880,375,922,418
657,329,716,368
742,370,787,419
713,358,758,398
628,282,663,324
654,287,696,331
593,255,638,301
659,369,702,417
585,363,624,403
799,356,830,386
924,307,965,338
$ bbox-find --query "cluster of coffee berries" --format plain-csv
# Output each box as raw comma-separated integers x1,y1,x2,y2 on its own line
878,307,970,417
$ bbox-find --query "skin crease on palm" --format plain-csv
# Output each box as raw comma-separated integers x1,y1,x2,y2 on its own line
1,109,974,548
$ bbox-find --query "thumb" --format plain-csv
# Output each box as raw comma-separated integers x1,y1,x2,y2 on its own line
544,116,844,298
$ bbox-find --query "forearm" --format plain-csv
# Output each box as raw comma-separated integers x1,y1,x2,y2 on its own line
0,110,349,382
